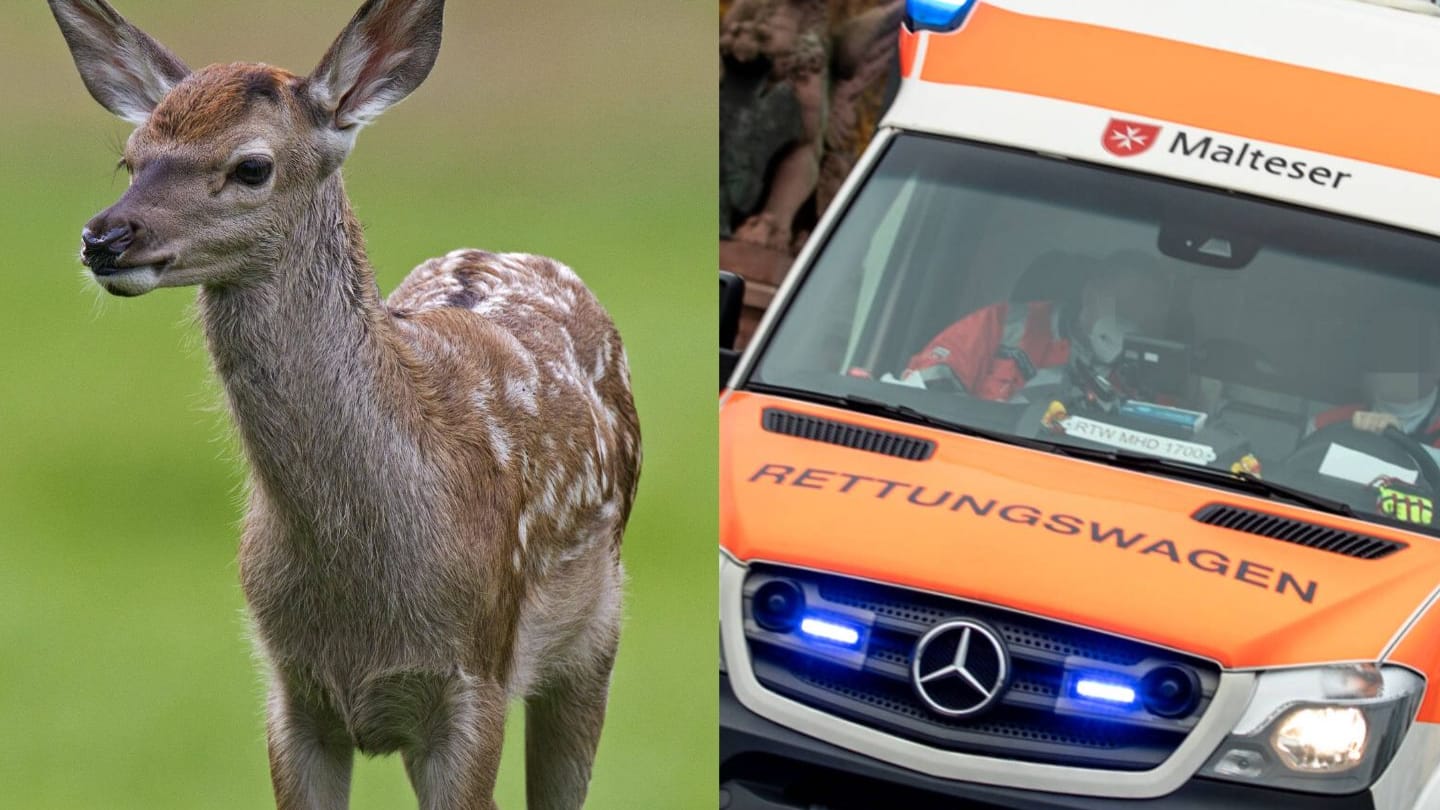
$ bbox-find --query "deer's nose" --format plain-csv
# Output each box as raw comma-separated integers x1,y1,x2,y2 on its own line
82,224,134,256
80,222,136,269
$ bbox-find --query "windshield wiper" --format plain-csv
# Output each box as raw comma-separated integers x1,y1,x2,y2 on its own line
745,383,1056,453
1055,444,1356,518
746,383,1356,518
836,394,1063,453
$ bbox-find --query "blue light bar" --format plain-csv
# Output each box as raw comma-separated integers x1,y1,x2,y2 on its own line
905,0,977,32
1075,678,1138,705
799,616,862,647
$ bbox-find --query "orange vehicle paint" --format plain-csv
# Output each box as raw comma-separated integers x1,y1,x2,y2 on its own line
722,391,1440,677
914,3,1440,179
898,26,919,78
1388,596,1440,721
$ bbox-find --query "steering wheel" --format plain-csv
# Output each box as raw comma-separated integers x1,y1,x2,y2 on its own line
1382,425,1440,491
1279,421,1440,506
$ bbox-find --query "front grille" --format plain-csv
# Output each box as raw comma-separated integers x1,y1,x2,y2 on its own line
744,565,1220,771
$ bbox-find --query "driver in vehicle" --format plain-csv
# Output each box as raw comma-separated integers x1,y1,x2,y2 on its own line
1310,305,1440,451
1303,304,1440,525
901,253,1169,403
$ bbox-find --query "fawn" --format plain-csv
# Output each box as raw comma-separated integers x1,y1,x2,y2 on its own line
49,1,642,807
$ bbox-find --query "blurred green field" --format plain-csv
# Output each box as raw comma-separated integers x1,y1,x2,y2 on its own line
0,1,714,807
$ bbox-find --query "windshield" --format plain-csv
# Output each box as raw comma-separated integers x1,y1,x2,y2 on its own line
751,133,1440,534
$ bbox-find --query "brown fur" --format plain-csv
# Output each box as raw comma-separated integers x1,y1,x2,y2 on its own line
149,64,301,142
50,1,639,808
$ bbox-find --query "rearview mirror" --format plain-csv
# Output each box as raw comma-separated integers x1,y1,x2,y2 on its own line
1158,217,1260,269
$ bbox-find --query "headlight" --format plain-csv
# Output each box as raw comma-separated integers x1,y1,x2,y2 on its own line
1271,706,1367,773
1202,664,1423,794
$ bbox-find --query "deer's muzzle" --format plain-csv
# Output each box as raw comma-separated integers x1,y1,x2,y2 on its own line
80,221,137,273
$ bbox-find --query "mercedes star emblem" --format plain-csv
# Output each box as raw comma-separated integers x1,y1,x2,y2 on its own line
911,619,1010,717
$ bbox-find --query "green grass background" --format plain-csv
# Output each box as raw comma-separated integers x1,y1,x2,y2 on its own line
0,1,714,807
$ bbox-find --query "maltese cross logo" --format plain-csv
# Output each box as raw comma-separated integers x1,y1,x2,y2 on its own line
1102,118,1161,158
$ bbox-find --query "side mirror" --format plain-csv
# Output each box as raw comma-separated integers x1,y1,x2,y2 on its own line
721,270,745,388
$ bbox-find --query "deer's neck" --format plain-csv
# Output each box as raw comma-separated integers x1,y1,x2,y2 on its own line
199,175,434,533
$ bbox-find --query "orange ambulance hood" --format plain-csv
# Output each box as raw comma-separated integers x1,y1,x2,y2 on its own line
721,391,1440,669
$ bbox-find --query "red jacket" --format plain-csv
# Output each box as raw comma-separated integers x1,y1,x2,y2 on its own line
905,301,1070,402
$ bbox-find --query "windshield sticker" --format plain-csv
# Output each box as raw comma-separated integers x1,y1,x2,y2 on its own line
1055,414,1218,465
747,462,1320,605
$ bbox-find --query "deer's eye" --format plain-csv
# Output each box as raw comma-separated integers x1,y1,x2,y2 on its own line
233,158,273,186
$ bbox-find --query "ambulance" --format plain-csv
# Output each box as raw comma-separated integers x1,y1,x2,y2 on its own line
719,0,1440,807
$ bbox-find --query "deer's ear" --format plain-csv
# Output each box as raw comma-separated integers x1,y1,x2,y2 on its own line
48,0,189,125
305,0,445,132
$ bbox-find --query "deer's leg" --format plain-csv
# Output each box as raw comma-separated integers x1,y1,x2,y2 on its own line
402,677,509,810
265,676,354,810
524,605,621,810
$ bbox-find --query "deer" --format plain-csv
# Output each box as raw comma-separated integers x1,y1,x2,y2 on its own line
48,1,642,807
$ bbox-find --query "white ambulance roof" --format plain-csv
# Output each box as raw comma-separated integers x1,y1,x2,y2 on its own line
989,0,1440,95
883,0,1440,237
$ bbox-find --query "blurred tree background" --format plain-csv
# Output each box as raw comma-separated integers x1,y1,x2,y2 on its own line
718,0,901,345
0,1,714,807
719,0,897,178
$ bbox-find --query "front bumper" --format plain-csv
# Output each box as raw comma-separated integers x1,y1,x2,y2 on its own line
720,672,1375,810
719,555,1259,798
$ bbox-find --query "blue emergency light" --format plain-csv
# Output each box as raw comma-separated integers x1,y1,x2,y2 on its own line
799,615,863,647
1070,666,1201,717
1073,676,1139,707
905,0,978,32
